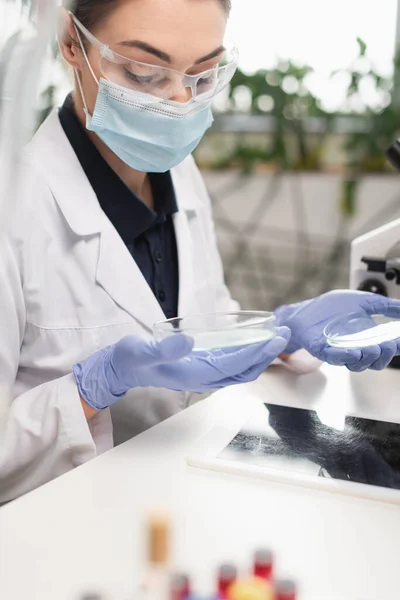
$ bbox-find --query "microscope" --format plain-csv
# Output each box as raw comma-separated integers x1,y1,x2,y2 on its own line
350,141,400,368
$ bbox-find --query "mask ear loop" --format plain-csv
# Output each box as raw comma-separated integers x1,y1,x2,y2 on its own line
71,19,99,122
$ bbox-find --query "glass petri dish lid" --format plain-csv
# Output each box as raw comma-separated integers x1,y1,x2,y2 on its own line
153,311,277,351
324,312,400,349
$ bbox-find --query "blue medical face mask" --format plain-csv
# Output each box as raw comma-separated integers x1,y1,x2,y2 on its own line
74,43,214,173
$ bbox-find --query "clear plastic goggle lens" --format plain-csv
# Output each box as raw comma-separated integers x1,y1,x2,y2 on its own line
70,12,238,102
99,58,223,100
99,55,236,100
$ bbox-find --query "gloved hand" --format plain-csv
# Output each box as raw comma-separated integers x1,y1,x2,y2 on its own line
275,290,400,372
73,327,291,410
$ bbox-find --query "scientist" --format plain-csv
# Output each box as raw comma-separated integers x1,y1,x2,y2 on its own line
0,0,400,502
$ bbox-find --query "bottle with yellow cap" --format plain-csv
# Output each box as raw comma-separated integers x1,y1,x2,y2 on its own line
142,512,171,600
227,577,275,600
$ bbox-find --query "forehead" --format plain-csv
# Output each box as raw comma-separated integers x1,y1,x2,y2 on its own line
93,0,227,58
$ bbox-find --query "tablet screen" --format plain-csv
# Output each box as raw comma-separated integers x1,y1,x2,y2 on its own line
218,404,400,490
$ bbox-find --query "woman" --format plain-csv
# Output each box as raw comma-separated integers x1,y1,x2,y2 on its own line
0,0,399,502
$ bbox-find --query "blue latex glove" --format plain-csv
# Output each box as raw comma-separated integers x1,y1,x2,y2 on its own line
275,290,400,372
73,327,291,410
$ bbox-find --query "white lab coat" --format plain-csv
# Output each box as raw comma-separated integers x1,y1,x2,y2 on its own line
0,110,240,501
0,110,318,502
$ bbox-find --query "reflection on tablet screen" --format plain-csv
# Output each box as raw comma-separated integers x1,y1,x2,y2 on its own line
218,405,400,490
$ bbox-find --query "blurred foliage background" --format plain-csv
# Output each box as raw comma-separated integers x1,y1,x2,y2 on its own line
196,38,400,186
192,38,400,307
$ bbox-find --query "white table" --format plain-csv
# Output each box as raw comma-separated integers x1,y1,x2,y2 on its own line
1,364,400,600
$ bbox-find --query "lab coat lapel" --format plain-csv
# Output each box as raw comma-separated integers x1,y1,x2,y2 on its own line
28,111,166,333
95,219,166,331
97,161,204,326
173,210,194,317
171,167,196,317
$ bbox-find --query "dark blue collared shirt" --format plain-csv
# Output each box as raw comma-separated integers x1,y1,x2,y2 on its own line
58,95,179,320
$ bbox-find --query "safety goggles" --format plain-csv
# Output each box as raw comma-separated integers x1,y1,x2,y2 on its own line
70,13,238,102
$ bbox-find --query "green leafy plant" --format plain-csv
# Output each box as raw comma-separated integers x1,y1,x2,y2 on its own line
339,37,399,174
220,60,336,173
203,37,400,220
335,38,400,217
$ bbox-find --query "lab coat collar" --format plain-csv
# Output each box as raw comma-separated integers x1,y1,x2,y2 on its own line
26,110,104,237
27,110,201,234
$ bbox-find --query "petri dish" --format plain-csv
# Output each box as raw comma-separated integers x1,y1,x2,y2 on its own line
153,311,277,351
324,313,400,349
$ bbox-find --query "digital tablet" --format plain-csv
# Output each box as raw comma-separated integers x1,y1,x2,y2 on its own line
187,400,400,504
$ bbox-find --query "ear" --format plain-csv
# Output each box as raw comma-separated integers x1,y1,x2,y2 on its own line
57,7,82,69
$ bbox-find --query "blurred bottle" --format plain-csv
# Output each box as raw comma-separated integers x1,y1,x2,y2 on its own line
217,564,238,597
253,550,273,582
275,579,297,600
144,512,171,600
170,573,191,600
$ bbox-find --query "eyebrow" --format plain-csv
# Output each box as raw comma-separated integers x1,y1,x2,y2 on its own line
117,40,225,65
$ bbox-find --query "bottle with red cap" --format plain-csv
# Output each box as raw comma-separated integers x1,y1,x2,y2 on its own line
275,579,297,600
170,573,191,600
253,550,273,582
217,564,238,597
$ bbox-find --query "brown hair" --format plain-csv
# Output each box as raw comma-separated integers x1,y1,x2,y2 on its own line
65,0,231,31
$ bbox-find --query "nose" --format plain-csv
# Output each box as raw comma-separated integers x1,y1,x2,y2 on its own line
169,86,193,103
